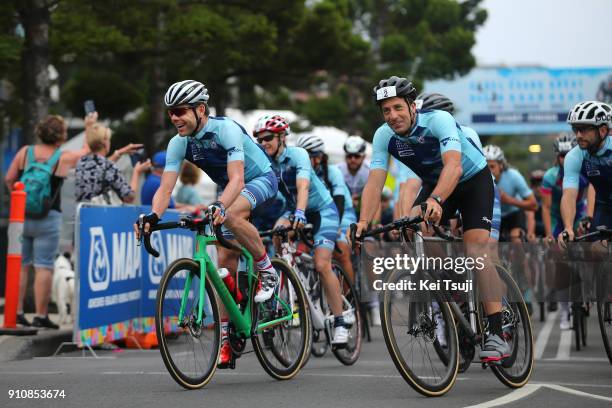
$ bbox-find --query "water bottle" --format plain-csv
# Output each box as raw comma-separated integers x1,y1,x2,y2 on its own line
218,267,243,303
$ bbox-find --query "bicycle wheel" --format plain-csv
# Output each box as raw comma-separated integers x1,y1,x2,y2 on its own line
311,328,329,357
381,269,459,397
156,258,220,389
597,301,612,365
484,265,534,388
251,258,311,380
330,260,362,366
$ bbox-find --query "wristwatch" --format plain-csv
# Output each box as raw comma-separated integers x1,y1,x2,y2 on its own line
429,195,443,205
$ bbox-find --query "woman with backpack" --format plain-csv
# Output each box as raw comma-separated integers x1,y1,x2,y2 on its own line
4,114,92,329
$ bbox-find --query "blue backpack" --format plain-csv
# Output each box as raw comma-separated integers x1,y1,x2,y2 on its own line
20,146,62,218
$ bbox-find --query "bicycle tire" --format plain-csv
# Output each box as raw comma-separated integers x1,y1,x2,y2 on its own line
486,265,534,388
251,258,311,380
381,269,459,397
330,260,362,366
156,258,220,390
597,301,612,365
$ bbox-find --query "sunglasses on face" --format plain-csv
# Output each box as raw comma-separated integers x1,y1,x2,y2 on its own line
346,154,363,160
256,134,276,144
167,106,191,118
571,124,596,134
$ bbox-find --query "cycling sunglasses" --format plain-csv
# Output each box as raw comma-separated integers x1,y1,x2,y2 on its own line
571,124,596,134
346,153,363,160
257,134,276,144
167,106,192,118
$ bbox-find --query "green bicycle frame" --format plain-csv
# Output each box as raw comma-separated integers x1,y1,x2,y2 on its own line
176,232,294,338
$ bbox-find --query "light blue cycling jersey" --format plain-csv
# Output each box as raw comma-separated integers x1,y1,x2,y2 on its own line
370,110,486,185
497,168,533,217
165,116,272,185
563,136,612,207
272,146,333,212
395,124,484,182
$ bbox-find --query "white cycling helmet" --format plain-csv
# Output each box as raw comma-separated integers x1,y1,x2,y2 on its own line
482,145,505,162
164,80,209,107
567,101,612,127
296,134,325,155
344,136,366,154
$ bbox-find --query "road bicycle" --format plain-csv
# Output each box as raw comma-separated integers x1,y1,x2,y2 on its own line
260,223,362,365
351,213,534,397
138,211,311,389
565,226,612,365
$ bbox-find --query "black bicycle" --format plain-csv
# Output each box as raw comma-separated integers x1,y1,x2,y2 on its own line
351,214,533,397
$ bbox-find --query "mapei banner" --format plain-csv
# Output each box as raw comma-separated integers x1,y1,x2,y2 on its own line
75,204,193,346
424,67,612,135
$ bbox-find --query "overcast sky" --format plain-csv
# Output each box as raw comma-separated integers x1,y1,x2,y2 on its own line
473,0,612,68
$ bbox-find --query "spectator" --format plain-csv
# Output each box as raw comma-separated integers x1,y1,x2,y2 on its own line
4,114,91,329
75,123,150,203
175,162,202,205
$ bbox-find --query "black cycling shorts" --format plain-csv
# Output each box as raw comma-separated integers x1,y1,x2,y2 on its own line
500,210,526,236
414,167,495,232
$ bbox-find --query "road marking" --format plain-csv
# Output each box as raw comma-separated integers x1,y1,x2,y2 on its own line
534,310,558,359
0,371,64,375
543,356,609,362
555,330,572,360
532,381,612,389
462,384,541,408
463,382,612,408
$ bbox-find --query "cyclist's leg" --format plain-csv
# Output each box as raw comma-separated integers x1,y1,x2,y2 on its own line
310,204,347,344
335,207,357,284
224,172,280,302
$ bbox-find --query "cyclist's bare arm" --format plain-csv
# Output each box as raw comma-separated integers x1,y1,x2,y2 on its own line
399,178,422,218
218,160,245,208
541,193,553,238
560,187,578,234
429,150,462,202
296,178,309,210
152,171,179,218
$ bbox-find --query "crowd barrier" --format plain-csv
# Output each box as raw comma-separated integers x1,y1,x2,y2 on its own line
74,204,208,346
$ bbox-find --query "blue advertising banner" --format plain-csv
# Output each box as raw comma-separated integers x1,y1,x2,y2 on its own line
424,67,612,135
75,204,194,345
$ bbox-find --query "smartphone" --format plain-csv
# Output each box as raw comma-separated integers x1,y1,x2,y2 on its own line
84,100,96,115
129,148,146,166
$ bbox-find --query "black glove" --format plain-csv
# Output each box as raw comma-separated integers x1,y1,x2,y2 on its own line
138,212,159,234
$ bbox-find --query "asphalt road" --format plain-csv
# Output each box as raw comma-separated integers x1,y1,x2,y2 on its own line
1,312,611,408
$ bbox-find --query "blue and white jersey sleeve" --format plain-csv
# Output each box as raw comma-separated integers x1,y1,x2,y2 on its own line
217,120,246,163
370,126,393,171
165,135,187,173
428,110,462,154
293,147,312,180
460,125,483,151
562,146,584,190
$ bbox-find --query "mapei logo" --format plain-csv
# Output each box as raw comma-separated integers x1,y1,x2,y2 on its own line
148,232,167,285
88,227,111,292
148,232,194,284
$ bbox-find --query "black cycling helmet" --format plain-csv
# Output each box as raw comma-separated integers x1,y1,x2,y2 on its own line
417,92,455,114
373,76,417,104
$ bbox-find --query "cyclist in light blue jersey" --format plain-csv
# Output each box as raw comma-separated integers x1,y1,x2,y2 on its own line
296,134,357,285
483,145,538,242
254,115,348,346
541,133,591,240
396,92,501,240
133,80,281,368
353,76,509,364
560,100,612,243
338,136,370,216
